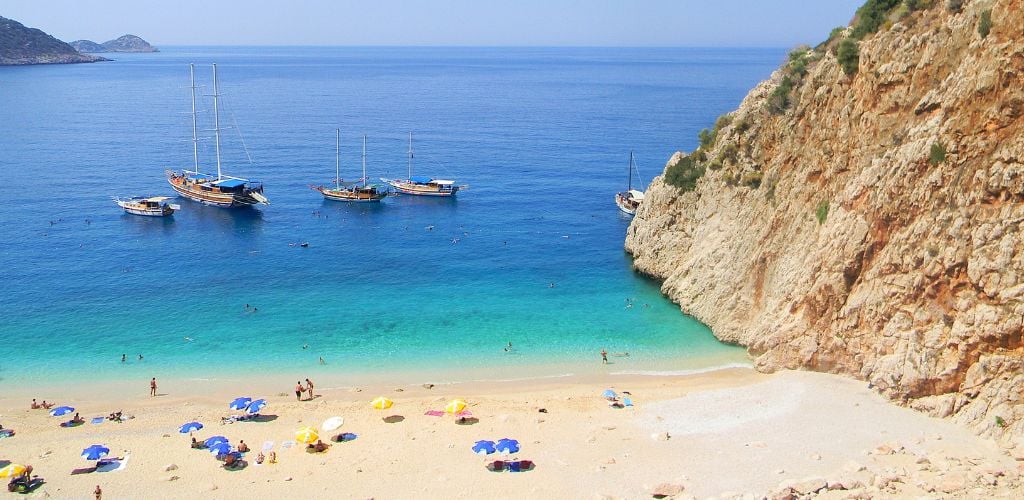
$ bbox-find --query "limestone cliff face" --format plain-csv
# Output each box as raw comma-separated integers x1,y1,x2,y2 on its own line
627,0,1024,450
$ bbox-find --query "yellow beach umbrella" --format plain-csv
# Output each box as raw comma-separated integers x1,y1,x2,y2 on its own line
295,426,319,444
0,463,27,478
370,396,394,410
445,399,467,414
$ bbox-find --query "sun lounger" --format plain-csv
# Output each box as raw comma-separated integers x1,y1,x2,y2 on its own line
91,417,105,424
425,410,472,417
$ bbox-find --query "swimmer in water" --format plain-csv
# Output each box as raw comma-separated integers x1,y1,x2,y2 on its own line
184,336,193,342
504,341,513,352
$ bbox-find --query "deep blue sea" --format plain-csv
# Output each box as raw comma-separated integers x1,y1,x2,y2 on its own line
0,47,784,386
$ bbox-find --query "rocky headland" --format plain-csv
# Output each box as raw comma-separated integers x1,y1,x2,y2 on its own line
0,16,106,65
70,34,158,53
626,0,1024,460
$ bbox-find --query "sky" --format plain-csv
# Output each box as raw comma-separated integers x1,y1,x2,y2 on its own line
3,0,864,47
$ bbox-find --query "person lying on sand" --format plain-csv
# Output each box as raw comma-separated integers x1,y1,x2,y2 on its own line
41,401,54,409
107,411,123,421
255,452,265,464
306,440,329,453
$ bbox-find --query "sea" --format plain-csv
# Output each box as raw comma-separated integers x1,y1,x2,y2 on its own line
0,46,785,387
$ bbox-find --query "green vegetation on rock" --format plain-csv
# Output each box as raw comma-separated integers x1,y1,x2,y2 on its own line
665,154,706,193
978,9,992,39
851,0,902,39
816,200,830,224
929,141,947,165
837,39,860,76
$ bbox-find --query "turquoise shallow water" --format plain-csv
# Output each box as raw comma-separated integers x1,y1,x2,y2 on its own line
0,47,783,385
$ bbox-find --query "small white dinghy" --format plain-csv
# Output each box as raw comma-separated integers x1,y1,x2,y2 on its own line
114,196,180,217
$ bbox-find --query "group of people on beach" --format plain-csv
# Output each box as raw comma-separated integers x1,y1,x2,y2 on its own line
295,378,315,400
29,399,54,410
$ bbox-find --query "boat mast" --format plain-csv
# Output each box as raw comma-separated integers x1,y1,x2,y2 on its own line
407,131,413,180
335,129,340,190
189,64,199,174
628,150,633,192
362,134,367,187
212,63,223,181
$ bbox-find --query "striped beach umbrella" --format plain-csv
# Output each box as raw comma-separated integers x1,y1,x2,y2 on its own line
245,399,267,415
295,426,319,444
81,444,110,461
495,438,520,455
370,397,393,410
444,399,467,414
49,406,74,417
204,436,228,448
179,421,203,433
208,442,232,456
0,464,27,478
472,440,496,455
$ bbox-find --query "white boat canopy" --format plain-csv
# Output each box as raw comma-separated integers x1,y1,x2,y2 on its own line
627,190,645,201
432,179,455,185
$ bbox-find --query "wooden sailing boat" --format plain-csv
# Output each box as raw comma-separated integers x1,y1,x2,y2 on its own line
114,196,179,217
381,132,464,197
311,132,387,202
615,151,645,216
166,64,269,208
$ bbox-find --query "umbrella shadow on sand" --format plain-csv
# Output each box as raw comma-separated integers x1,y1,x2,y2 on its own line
382,415,405,424
248,414,278,423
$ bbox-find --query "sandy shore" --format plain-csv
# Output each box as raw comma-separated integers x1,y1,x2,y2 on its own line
0,368,1020,499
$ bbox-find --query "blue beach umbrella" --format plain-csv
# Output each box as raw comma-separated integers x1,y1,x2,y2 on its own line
495,438,520,455
179,421,204,433
207,442,232,456
472,440,496,455
49,406,75,417
81,444,110,461
229,397,252,411
204,436,228,448
245,399,267,415
602,389,617,399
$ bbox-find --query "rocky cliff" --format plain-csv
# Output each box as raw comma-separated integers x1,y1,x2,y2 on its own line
626,0,1024,452
0,16,106,65
71,34,158,53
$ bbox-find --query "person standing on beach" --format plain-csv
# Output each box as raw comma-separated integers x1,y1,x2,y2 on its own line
305,378,314,400
150,377,157,397
600,349,608,364
94,485,102,500
295,381,303,401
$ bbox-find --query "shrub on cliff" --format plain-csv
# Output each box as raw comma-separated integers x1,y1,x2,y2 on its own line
741,172,763,189
929,141,947,165
947,0,964,13
664,154,705,193
852,0,902,39
816,200,830,224
837,39,860,76
767,76,794,114
978,9,992,38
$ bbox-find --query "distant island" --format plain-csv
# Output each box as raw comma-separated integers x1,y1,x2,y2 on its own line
71,34,158,53
0,16,107,65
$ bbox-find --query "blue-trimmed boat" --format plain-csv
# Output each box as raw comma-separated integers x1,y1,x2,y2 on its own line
381,132,464,197
615,151,645,216
166,64,268,208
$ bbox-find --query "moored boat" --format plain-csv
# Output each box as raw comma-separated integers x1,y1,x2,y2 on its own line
615,151,646,216
311,131,386,202
114,196,179,217
165,63,269,208
381,132,464,197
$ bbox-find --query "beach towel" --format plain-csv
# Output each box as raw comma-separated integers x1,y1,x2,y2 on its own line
425,410,472,417
91,417,105,424
333,432,357,442
623,397,634,407
96,454,130,473
281,440,296,449
70,466,97,475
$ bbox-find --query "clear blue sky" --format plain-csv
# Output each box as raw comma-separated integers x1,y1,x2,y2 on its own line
4,0,863,47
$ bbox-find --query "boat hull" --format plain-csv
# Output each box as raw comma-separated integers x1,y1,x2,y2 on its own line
383,179,459,197
313,185,385,203
615,193,638,216
167,171,266,207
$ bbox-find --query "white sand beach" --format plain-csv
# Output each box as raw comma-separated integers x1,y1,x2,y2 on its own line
0,368,1020,499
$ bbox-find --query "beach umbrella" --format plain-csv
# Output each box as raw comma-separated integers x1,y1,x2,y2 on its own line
0,464,27,478
204,436,228,448
295,426,319,444
472,440,496,455
229,397,252,411
370,396,393,410
321,416,345,432
179,421,203,433
81,444,110,461
495,438,520,455
602,389,617,400
49,405,74,417
208,442,232,456
444,399,467,414
245,399,267,415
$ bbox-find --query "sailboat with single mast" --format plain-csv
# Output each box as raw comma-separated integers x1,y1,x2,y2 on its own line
615,151,645,216
310,131,386,202
166,63,269,207
381,132,463,197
